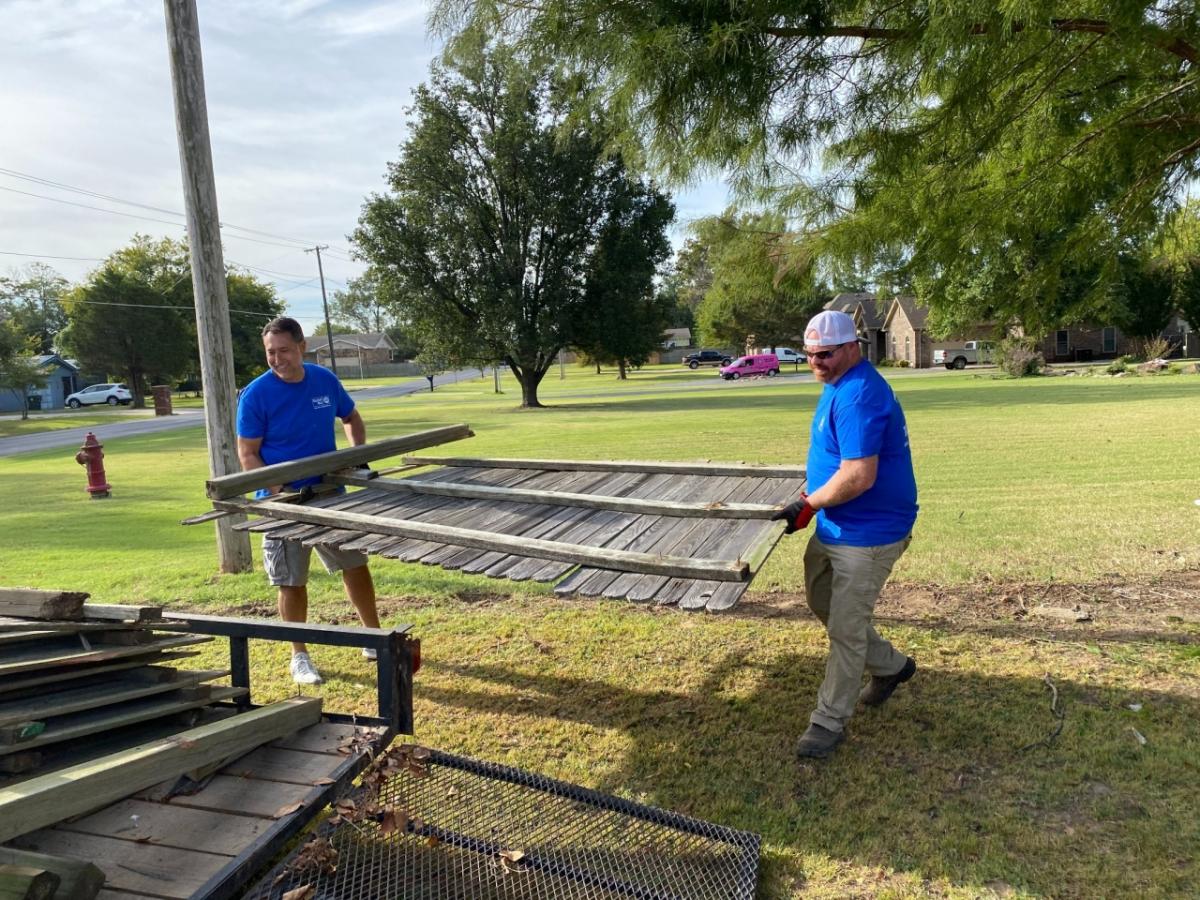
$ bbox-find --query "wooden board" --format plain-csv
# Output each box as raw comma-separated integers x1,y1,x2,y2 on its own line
205,424,474,499
0,654,197,697
56,798,274,856
145,774,313,819
0,669,226,728
0,589,88,621
0,847,105,900
0,697,322,843
403,455,808,478
0,636,210,678
1,687,246,752
220,746,347,785
218,497,751,582
9,831,229,899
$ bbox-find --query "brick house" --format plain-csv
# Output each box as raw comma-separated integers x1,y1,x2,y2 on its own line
306,333,398,368
880,295,933,367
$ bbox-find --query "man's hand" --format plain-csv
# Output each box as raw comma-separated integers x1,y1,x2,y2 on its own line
771,492,816,535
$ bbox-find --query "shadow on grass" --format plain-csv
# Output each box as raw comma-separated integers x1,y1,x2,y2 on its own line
417,650,1200,898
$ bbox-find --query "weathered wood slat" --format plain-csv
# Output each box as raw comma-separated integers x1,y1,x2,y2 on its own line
141,773,311,818
0,654,197,697
10,831,228,899
205,425,474,499
56,798,272,857
81,604,163,622
0,589,88,621
329,471,782,519
0,636,211,678
3,687,247,751
0,670,227,728
403,455,807,478
217,496,748,581
0,697,322,844
0,864,59,899
0,848,104,900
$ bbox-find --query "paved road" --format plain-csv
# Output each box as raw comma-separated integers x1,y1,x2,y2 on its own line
0,369,476,458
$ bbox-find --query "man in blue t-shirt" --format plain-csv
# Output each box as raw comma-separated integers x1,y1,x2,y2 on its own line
771,310,919,759
237,317,381,685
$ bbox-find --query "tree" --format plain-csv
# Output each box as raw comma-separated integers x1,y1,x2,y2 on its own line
60,267,193,406
0,263,69,353
571,180,675,378
353,44,674,407
331,271,395,334
693,212,828,350
60,236,283,402
438,2,1200,333
0,318,48,420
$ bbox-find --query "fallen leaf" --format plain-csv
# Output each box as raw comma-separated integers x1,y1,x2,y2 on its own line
281,886,315,900
425,834,440,848
274,801,305,819
499,849,525,863
313,777,336,786
412,746,431,760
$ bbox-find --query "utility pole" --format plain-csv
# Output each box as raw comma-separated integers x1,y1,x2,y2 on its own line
306,245,338,375
163,0,251,573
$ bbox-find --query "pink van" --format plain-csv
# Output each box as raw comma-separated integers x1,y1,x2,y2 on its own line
719,353,780,379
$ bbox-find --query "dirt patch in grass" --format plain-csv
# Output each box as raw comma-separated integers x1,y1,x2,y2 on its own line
743,571,1200,645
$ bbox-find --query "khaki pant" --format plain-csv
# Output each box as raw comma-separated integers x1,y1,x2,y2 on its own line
804,532,911,733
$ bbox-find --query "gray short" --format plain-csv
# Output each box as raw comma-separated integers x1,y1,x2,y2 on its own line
262,537,368,587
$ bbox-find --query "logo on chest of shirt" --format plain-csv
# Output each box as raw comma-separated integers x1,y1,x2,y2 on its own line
817,414,826,433
312,395,332,410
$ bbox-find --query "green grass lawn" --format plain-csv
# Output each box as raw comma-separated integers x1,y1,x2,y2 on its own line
2,368,1198,898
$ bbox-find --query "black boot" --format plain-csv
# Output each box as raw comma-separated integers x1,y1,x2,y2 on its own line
860,656,917,707
796,723,845,759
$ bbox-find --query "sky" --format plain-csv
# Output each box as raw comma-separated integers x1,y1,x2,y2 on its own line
0,0,731,335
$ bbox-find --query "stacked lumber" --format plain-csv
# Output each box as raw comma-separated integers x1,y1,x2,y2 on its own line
0,588,240,778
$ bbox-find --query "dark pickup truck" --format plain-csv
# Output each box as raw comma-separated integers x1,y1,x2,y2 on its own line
683,349,733,369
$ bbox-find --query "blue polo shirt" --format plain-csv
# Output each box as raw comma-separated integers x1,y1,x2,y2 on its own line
237,363,355,490
806,360,917,546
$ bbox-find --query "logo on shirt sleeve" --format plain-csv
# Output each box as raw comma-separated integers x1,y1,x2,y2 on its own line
312,395,332,410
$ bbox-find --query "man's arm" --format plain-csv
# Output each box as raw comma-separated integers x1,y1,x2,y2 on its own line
237,435,283,495
806,456,878,510
342,408,366,447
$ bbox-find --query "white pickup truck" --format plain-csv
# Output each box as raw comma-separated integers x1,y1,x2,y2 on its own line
934,341,995,369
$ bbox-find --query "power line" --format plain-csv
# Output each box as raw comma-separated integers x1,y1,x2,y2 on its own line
0,185,190,230
58,297,275,318
0,166,356,253
0,250,105,262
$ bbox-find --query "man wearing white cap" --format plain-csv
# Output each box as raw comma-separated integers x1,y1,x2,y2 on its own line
771,309,919,758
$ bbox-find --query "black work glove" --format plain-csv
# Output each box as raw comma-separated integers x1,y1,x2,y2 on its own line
771,492,816,535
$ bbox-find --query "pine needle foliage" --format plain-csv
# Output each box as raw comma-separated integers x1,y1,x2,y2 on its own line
435,2,1200,333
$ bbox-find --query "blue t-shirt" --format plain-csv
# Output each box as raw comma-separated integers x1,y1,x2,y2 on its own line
237,364,355,491
806,360,918,546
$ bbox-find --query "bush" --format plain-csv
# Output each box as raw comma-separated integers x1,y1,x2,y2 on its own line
877,358,897,367
1106,360,1129,375
995,338,1044,377
1132,337,1171,362
897,359,911,368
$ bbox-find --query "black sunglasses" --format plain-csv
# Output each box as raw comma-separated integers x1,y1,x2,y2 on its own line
806,344,849,361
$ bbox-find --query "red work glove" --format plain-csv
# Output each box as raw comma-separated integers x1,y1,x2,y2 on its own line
771,492,816,535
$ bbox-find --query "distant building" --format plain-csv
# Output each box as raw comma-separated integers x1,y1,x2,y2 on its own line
0,354,80,413
305,333,398,368
661,328,692,350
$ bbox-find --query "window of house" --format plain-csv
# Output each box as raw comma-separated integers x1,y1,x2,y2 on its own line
1102,327,1116,354
890,335,896,358
905,335,911,360
1055,330,1070,356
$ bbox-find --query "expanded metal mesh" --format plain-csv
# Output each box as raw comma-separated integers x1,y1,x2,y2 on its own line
248,748,759,900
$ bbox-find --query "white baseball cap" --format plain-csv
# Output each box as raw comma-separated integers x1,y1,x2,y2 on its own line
804,310,861,347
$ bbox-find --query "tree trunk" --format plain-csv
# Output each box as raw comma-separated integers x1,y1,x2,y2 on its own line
129,369,147,409
617,358,627,380
595,362,601,375
512,366,546,407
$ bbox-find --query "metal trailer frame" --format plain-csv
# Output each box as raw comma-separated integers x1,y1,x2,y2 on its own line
152,614,420,899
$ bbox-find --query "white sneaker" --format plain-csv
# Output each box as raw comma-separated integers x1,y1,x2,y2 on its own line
290,652,323,685
362,648,378,661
